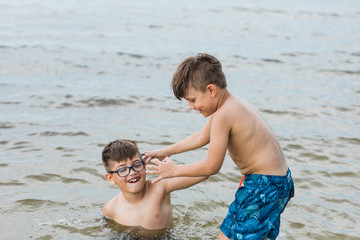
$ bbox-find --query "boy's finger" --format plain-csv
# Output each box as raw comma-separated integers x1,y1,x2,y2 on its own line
141,153,151,161
142,156,151,163
151,176,162,184
146,169,158,175
146,165,158,171
151,159,161,165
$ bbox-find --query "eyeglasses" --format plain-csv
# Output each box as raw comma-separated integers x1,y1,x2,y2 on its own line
108,161,145,178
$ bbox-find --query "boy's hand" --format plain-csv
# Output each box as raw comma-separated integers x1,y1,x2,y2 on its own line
142,150,168,163
146,157,176,183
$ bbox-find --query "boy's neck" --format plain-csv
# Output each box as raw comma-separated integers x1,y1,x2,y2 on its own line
122,182,147,203
215,89,230,110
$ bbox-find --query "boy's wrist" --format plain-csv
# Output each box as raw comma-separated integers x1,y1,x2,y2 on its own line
174,163,188,178
162,148,172,158
172,163,180,177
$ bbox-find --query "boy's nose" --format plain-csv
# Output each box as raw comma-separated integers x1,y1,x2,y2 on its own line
129,167,137,175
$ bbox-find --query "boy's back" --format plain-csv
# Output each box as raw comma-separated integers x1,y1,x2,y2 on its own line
214,93,288,176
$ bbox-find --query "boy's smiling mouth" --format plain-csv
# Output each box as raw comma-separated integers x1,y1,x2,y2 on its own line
127,177,140,183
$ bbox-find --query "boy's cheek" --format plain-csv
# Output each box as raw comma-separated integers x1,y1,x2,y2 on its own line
141,169,147,178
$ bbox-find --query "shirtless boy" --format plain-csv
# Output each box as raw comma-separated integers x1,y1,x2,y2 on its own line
145,53,294,239
102,139,207,230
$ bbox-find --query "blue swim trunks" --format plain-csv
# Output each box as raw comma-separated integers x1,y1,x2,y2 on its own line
220,169,294,240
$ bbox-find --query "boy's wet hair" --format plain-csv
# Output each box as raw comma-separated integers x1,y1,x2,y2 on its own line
172,53,227,100
102,139,140,172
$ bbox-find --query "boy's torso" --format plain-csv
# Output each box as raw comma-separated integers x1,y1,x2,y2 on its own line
213,94,288,176
107,181,172,230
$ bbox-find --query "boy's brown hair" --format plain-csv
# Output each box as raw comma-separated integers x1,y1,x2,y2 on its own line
102,139,140,172
171,53,227,100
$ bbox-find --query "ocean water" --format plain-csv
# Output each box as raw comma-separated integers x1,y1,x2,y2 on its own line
0,0,359,239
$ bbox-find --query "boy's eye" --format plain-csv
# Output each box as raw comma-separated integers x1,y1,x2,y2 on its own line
133,162,143,169
117,168,128,173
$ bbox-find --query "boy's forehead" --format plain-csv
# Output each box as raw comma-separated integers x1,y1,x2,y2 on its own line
185,87,206,99
110,155,141,168
184,87,199,98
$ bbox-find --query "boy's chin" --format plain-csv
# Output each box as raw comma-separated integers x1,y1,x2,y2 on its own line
201,112,210,117
126,178,146,190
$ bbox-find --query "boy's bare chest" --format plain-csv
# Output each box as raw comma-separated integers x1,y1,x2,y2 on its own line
114,194,172,229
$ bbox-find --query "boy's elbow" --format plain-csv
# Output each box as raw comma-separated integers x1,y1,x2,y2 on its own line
205,165,220,176
198,135,209,147
210,168,220,175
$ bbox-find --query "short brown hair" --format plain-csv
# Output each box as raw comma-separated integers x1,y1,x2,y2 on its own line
172,53,227,100
102,139,140,172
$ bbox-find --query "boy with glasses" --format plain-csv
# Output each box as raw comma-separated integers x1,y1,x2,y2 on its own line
101,139,207,230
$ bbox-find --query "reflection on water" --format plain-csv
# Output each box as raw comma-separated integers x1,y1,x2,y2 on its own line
0,0,359,239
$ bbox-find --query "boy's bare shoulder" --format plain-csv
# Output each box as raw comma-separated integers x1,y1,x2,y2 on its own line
103,193,122,218
146,179,168,195
213,95,246,122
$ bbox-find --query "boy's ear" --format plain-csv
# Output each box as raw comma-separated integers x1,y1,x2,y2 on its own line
105,173,117,186
207,84,217,97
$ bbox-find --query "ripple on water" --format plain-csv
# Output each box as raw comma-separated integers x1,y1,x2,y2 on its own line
284,143,305,150
320,69,360,76
14,199,68,212
36,131,89,137
76,97,136,108
117,52,145,59
35,217,108,238
6,141,33,151
70,167,103,179
261,58,283,63
0,180,26,186
299,151,329,161
0,101,22,105
330,170,359,178
55,146,78,152
338,137,360,145
0,122,15,129
55,97,137,109
260,108,316,119
25,173,89,184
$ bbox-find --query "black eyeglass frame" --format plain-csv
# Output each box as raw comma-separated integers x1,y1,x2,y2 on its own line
108,160,145,178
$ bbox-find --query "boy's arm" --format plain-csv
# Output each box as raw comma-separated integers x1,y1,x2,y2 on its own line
102,201,114,219
147,113,230,182
160,169,208,194
143,118,211,160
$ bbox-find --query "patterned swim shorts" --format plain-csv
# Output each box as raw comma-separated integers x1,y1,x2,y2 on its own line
220,169,294,240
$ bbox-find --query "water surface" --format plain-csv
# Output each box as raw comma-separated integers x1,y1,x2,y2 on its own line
0,1,359,239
